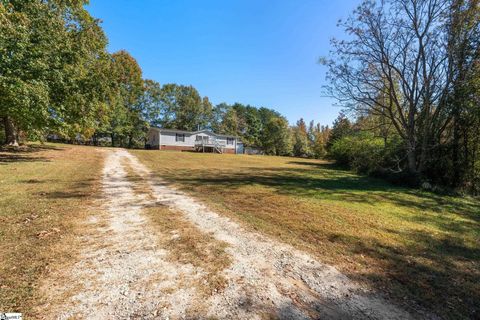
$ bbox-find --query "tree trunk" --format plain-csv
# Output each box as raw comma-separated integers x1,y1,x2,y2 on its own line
406,133,418,176
128,134,133,149
92,133,98,146
452,111,461,186
407,148,417,174
3,116,19,147
418,126,431,175
111,133,115,147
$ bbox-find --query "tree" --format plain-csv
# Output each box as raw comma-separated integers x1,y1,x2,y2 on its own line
324,0,480,192
307,120,316,148
292,118,311,157
200,97,214,130
323,0,455,175
157,84,211,131
445,0,480,189
243,106,261,146
262,116,292,156
258,107,282,129
210,103,229,133
139,79,163,128
0,0,110,145
311,123,330,158
220,107,240,135
327,113,353,150
109,50,144,147
175,85,210,130
211,103,286,149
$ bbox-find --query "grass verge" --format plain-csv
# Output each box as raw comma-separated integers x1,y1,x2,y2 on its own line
131,150,480,319
0,143,103,317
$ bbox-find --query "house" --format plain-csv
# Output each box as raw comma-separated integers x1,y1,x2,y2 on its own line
146,128,244,154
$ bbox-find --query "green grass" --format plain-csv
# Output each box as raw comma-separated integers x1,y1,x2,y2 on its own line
132,150,480,319
0,143,103,318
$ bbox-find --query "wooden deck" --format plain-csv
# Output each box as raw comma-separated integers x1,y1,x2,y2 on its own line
194,140,226,153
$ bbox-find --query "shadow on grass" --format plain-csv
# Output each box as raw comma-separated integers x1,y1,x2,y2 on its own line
0,144,63,164
288,160,347,170
0,144,63,153
151,164,479,318
38,178,102,200
336,229,480,319
163,166,480,237
158,165,480,222
0,155,51,163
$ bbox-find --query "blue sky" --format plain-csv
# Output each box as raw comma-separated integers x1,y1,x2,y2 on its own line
87,0,359,126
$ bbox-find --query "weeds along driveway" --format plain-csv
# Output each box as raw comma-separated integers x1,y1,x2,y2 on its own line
39,149,434,319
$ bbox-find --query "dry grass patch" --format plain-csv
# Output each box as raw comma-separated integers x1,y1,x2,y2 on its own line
121,158,156,201
145,205,232,296
122,159,232,297
132,150,480,319
0,143,104,317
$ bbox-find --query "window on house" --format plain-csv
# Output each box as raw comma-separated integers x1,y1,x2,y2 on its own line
175,133,185,142
227,138,234,145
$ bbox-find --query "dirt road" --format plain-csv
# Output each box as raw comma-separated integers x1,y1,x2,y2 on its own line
38,149,428,319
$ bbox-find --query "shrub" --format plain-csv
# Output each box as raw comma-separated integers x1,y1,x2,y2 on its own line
329,132,403,175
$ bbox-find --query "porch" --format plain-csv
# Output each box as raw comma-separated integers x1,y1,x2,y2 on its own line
194,138,226,154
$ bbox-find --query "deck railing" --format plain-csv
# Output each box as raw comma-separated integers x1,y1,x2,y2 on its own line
194,139,226,147
194,137,226,153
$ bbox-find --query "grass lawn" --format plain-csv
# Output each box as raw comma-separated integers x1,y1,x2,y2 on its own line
132,150,480,319
0,143,104,317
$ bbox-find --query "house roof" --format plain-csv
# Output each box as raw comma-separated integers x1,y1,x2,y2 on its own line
149,127,240,139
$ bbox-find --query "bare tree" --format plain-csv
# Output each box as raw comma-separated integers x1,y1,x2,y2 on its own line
323,0,453,175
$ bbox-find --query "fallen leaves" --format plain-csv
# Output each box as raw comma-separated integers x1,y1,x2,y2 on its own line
37,228,61,239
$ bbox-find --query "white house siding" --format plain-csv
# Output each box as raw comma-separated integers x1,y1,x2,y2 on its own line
146,128,240,153
159,131,196,147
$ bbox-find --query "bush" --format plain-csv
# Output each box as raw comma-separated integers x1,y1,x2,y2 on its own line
329,132,403,175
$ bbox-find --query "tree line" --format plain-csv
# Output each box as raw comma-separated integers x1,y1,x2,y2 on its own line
0,0,331,158
323,0,480,194
0,0,345,162
2,0,478,194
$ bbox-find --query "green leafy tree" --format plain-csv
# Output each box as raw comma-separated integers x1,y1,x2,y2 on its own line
292,118,311,157
0,0,110,145
262,116,292,156
200,97,214,130
311,123,330,159
220,107,240,135
104,50,144,147
117,51,144,147
230,103,248,135
258,107,282,129
327,113,353,150
210,103,229,133
138,79,163,127
158,84,211,131
243,106,261,146
445,0,480,189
